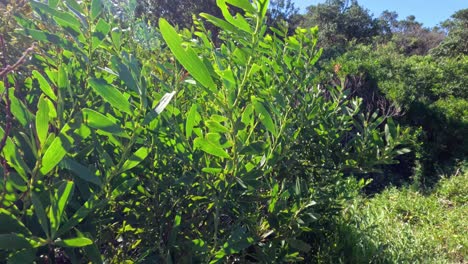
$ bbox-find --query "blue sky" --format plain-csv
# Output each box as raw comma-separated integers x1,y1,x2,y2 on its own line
293,0,468,27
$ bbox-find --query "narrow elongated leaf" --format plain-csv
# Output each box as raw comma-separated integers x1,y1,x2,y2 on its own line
57,65,69,90
253,101,276,134
88,78,131,114
121,147,150,172
32,70,57,101
9,90,33,127
186,103,201,138
30,1,81,28
49,181,74,238
225,0,256,13
0,128,30,180
59,158,102,186
194,137,230,159
110,56,139,94
82,108,126,136
159,19,216,90
90,0,103,20
0,209,31,235
200,13,239,33
56,198,108,237
7,248,36,263
31,193,50,237
36,96,50,147
216,0,252,33
111,178,137,197
154,91,176,114
92,19,111,50
55,237,92,247
0,234,31,250
40,123,74,175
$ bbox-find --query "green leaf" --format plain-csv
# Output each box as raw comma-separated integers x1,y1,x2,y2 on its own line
159,18,216,90
30,1,81,29
32,70,57,101
0,209,31,235
82,108,127,136
111,178,137,197
216,0,252,33
288,238,311,252
92,19,111,50
253,100,276,134
56,197,107,237
57,65,69,90
31,193,50,238
121,147,150,172
0,128,30,180
110,56,140,94
194,137,231,159
40,123,74,175
49,181,74,238
186,103,201,138
59,158,102,186
55,237,93,248
0,234,31,250
225,0,256,13
48,0,59,8
36,96,50,147
206,120,230,133
9,90,33,127
7,248,36,264
88,78,131,114
200,13,239,33
90,0,103,20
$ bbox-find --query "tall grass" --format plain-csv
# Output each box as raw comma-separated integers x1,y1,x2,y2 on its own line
319,171,467,263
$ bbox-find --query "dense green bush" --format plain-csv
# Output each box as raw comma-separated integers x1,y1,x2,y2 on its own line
327,43,467,187
0,0,413,262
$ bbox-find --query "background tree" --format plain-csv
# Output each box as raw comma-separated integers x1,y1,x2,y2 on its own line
300,0,381,57
431,8,468,57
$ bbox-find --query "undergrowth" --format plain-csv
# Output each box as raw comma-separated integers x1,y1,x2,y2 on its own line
320,170,467,263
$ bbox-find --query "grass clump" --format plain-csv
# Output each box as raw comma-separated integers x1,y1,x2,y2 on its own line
321,171,467,263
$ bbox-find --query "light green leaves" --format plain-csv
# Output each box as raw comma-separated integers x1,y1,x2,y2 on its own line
55,237,93,247
159,19,216,91
90,0,103,20
194,134,231,159
82,108,127,136
88,78,131,114
121,147,150,172
36,96,50,147
40,123,74,175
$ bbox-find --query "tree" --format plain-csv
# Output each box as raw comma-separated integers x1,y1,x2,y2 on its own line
431,9,468,57
300,0,381,57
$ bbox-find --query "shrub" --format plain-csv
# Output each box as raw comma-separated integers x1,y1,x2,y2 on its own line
0,0,412,262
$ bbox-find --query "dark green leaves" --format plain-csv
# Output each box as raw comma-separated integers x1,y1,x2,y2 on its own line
159,19,216,90
88,78,131,114
92,19,111,50
49,181,75,237
32,70,57,100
